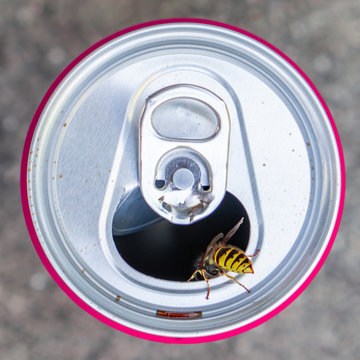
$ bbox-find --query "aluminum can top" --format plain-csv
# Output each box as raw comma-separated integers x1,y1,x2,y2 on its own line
21,20,345,343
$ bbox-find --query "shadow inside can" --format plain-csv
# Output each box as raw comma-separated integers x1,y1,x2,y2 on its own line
113,192,250,281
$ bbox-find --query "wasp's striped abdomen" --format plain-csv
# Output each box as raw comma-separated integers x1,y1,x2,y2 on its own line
213,246,254,274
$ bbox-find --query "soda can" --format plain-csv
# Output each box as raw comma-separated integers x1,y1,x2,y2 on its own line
21,19,345,343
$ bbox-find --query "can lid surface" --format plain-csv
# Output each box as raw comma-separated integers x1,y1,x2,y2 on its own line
21,19,345,343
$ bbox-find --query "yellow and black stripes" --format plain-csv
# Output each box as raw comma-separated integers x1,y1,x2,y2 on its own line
213,246,254,274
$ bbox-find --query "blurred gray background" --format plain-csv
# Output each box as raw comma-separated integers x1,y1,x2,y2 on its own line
0,0,358,359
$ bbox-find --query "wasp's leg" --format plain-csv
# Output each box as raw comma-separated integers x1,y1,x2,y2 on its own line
221,271,251,293
247,249,260,258
188,269,212,299
201,269,211,300
187,269,202,282
222,217,244,246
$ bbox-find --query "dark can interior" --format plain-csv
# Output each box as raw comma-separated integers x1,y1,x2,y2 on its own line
113,192,250,281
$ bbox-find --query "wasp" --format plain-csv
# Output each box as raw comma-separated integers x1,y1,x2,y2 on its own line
188,217,259,299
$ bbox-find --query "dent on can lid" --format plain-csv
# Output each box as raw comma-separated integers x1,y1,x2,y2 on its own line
22,21,344,342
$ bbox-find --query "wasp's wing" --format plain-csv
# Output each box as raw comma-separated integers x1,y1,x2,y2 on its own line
221,217,244,246
197,232,224,267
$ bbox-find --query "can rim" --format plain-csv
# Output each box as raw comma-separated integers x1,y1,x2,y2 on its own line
20,18,346,344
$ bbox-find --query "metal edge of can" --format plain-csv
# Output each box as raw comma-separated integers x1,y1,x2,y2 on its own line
20,18,346,344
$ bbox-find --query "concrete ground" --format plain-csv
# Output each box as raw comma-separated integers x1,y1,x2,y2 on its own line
0,0,359,359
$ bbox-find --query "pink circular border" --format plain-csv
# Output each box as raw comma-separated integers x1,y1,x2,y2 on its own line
21,18,346,344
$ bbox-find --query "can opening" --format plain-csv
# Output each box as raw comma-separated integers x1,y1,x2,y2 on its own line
113,192,250,281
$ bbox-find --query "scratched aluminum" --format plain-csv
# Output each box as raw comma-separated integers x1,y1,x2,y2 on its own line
23,22,343,341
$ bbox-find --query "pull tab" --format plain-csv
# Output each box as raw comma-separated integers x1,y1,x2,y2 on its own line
140,84,230,224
